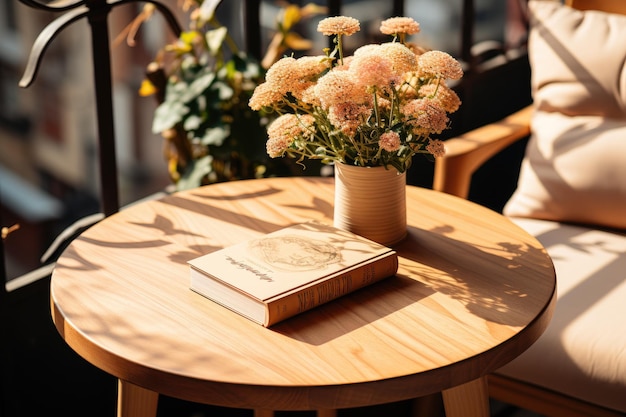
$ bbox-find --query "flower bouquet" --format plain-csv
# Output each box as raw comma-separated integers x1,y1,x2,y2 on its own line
250,16,463,245
249,16,463,174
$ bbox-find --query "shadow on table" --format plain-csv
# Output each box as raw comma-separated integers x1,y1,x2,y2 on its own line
396,224,554,327
270,273,433,344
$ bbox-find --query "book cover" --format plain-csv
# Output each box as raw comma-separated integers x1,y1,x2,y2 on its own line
189,220,398,327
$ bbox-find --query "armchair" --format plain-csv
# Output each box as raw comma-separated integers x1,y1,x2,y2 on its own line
434,1,626,416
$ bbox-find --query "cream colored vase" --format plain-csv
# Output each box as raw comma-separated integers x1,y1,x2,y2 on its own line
333,163,407,247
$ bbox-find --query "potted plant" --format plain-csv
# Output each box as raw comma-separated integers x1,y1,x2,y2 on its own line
248,16,463,244
131,0,325,190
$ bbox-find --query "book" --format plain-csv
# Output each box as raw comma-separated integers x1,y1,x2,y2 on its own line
189,220,398,327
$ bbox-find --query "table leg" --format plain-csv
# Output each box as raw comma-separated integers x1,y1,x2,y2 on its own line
441,376,489,417
410,393,444,417
117,379,159,417
254,409,336,417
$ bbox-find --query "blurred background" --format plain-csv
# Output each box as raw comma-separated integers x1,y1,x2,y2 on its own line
1,0,528,281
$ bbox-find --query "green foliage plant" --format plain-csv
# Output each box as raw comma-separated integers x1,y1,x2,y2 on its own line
136,0,324,190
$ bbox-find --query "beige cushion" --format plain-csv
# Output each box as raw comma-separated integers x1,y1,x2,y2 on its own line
503,1,626,230
496,217,626,413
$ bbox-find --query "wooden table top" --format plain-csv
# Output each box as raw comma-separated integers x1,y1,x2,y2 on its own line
50,177,556,411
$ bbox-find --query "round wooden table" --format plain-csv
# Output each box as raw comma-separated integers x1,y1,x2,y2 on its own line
50,177,556,417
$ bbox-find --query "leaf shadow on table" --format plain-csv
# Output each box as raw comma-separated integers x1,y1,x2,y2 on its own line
157,185,337,262
57,185,336,275
191,185,285,201
191,187,337,224
395,224,555,328
129,213,207,237
162,186,334,235
162,192,284,233
272,220,554,344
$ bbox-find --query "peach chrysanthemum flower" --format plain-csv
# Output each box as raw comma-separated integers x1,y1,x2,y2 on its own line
314,70,369,110
317,16,360,36
288,56,331,100
419,83,462,113
296,56,331,79
300,85,321,106
266,114,315,157
328,102,371,138
379,131,401,152
403,98,449,135
353,44,379,57
377,42,418,76
380,17,420,36
426,139,446,158
265,57,300,94
248,82,284,110
349,53,397,89
418,50,463,80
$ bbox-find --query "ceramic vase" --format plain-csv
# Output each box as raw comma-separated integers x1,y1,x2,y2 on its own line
333,163,407,247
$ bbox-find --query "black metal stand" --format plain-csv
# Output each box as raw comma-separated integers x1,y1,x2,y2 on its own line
18,0,182,216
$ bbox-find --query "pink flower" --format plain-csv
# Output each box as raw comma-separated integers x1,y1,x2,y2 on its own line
290,56,331,100
249,82,283,110
403,98,449,135
426,139,446,158
375,43,418,76
418,51,464,80
349,52,399,90
317,16,360,36
314,70,369,110
380,17,420,36
264,57,299,94
419,83,462,113
328,102,371,138
379,131,401,152
266,114,315,158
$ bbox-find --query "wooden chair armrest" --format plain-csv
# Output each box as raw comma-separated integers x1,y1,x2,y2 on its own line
433,105,533,198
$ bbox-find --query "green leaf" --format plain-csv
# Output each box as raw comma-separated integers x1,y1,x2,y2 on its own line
180,70,216,103
206,26,228,55
176,155,214,191
183,114,203,131
211,80,234,102
152,100,189,133
232,53,262,78
199,124,231,146
164,79,189,101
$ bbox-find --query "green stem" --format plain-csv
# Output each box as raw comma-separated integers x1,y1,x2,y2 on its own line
337,34,344,65
373,90,381,127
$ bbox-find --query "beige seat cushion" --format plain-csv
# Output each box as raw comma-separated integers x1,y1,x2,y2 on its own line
496,217,626,413
503,1,626,230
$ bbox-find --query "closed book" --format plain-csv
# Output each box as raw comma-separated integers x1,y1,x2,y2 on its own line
189,220,398,327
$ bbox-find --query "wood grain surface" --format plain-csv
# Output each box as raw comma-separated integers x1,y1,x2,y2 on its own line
50,177,556,412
